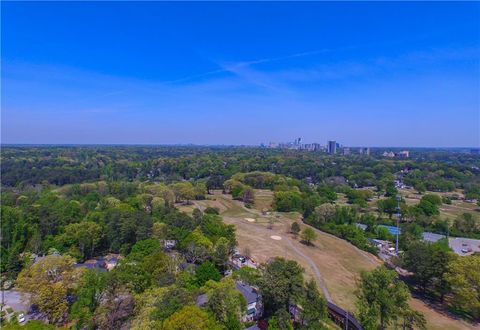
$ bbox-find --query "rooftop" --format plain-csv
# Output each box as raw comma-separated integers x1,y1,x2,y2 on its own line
235,282,258,305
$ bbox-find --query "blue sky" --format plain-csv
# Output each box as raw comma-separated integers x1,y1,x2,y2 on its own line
2,2,479,147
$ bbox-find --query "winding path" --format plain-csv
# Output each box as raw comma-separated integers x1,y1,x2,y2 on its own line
285,238,333,302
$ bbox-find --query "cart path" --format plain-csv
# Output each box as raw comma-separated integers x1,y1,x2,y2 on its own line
285,238,333,302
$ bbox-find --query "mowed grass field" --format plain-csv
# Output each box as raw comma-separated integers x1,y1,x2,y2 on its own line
399,187,479,220
335,187,479,222
178,189,478,330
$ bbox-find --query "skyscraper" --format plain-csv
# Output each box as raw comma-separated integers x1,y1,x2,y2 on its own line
327,141,336,154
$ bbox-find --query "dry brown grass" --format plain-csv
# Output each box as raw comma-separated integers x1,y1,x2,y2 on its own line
207,191,477,330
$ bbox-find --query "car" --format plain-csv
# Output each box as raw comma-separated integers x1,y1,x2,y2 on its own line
18,313,26,323
461,248,469,253
238,256,246,263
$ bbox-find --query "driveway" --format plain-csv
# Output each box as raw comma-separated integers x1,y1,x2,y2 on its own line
1,289,30,313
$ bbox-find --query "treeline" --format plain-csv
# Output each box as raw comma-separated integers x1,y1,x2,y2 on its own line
398,233,480,321
0,180,209,276
222,171,480,249
3,147,478,193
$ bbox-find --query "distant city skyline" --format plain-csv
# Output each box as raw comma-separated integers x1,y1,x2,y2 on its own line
2,2,479,147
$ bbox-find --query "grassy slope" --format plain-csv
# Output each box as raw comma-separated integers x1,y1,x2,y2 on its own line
183,190,477,330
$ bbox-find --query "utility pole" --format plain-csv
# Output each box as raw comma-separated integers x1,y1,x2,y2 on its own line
395,194,401,255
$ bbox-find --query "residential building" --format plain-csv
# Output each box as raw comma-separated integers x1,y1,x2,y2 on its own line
236,282,263,321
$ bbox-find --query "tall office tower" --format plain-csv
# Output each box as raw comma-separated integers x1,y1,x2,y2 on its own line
343,147,350,155
327,140,337,154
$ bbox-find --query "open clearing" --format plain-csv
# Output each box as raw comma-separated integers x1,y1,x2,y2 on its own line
186,190,477,330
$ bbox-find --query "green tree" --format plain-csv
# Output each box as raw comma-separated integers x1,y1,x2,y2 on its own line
317,185,337,203
444,255,480,318
355,266,412,330
274,190,303,212
163,305,221,330
62,221,102,260
301,228,316,246
151,286,193,321
259,257,304,316
403,241,453,298
195,261,221,286
268,310,294,330
212,237,231,270
299,280,327,328
205,279,246,327
291,222,301,237
16,255,83,324
70,270,108,328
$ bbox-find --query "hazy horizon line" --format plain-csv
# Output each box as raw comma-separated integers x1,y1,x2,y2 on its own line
1,143,479,150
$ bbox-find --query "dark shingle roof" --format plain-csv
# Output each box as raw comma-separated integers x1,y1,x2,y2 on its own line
235,282,258,305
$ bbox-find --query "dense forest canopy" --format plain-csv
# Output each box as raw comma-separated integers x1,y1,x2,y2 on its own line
2,146,479,188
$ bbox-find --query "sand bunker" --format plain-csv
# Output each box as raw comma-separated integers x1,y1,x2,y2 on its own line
245,218,256,222
270,235,282,240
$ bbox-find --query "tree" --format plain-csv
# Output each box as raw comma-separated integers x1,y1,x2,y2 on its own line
355,266,412,330
128,238,162,261
384,181,398,197
2,321,56,330
212,237,231,270
290,222,301,237
273,190,303,212
398,308,427,330
414,194,442,216
183,228,213,264
403,241,453,298
130,287,167,329
204,207,220,215
70,270,108,328
94,288,135,329
259,257,304,316
170,182,196,204
299,280,327,328
377,197,399,218
205,279,246,327
152,222,168,240
192,208,203,223
414,182,426,194
312,203,336,226
301,228,316,246
60,221,102,260
195,261,221,286
150,286,193,322
16,255,83,324
317,185,337,203
163,305,221,330
241,187,255,205
267,310,294,330
444,255,480,318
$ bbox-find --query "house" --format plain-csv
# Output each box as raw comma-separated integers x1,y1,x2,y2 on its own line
161,240,177,250
236,282,263,321
74,258,107,272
